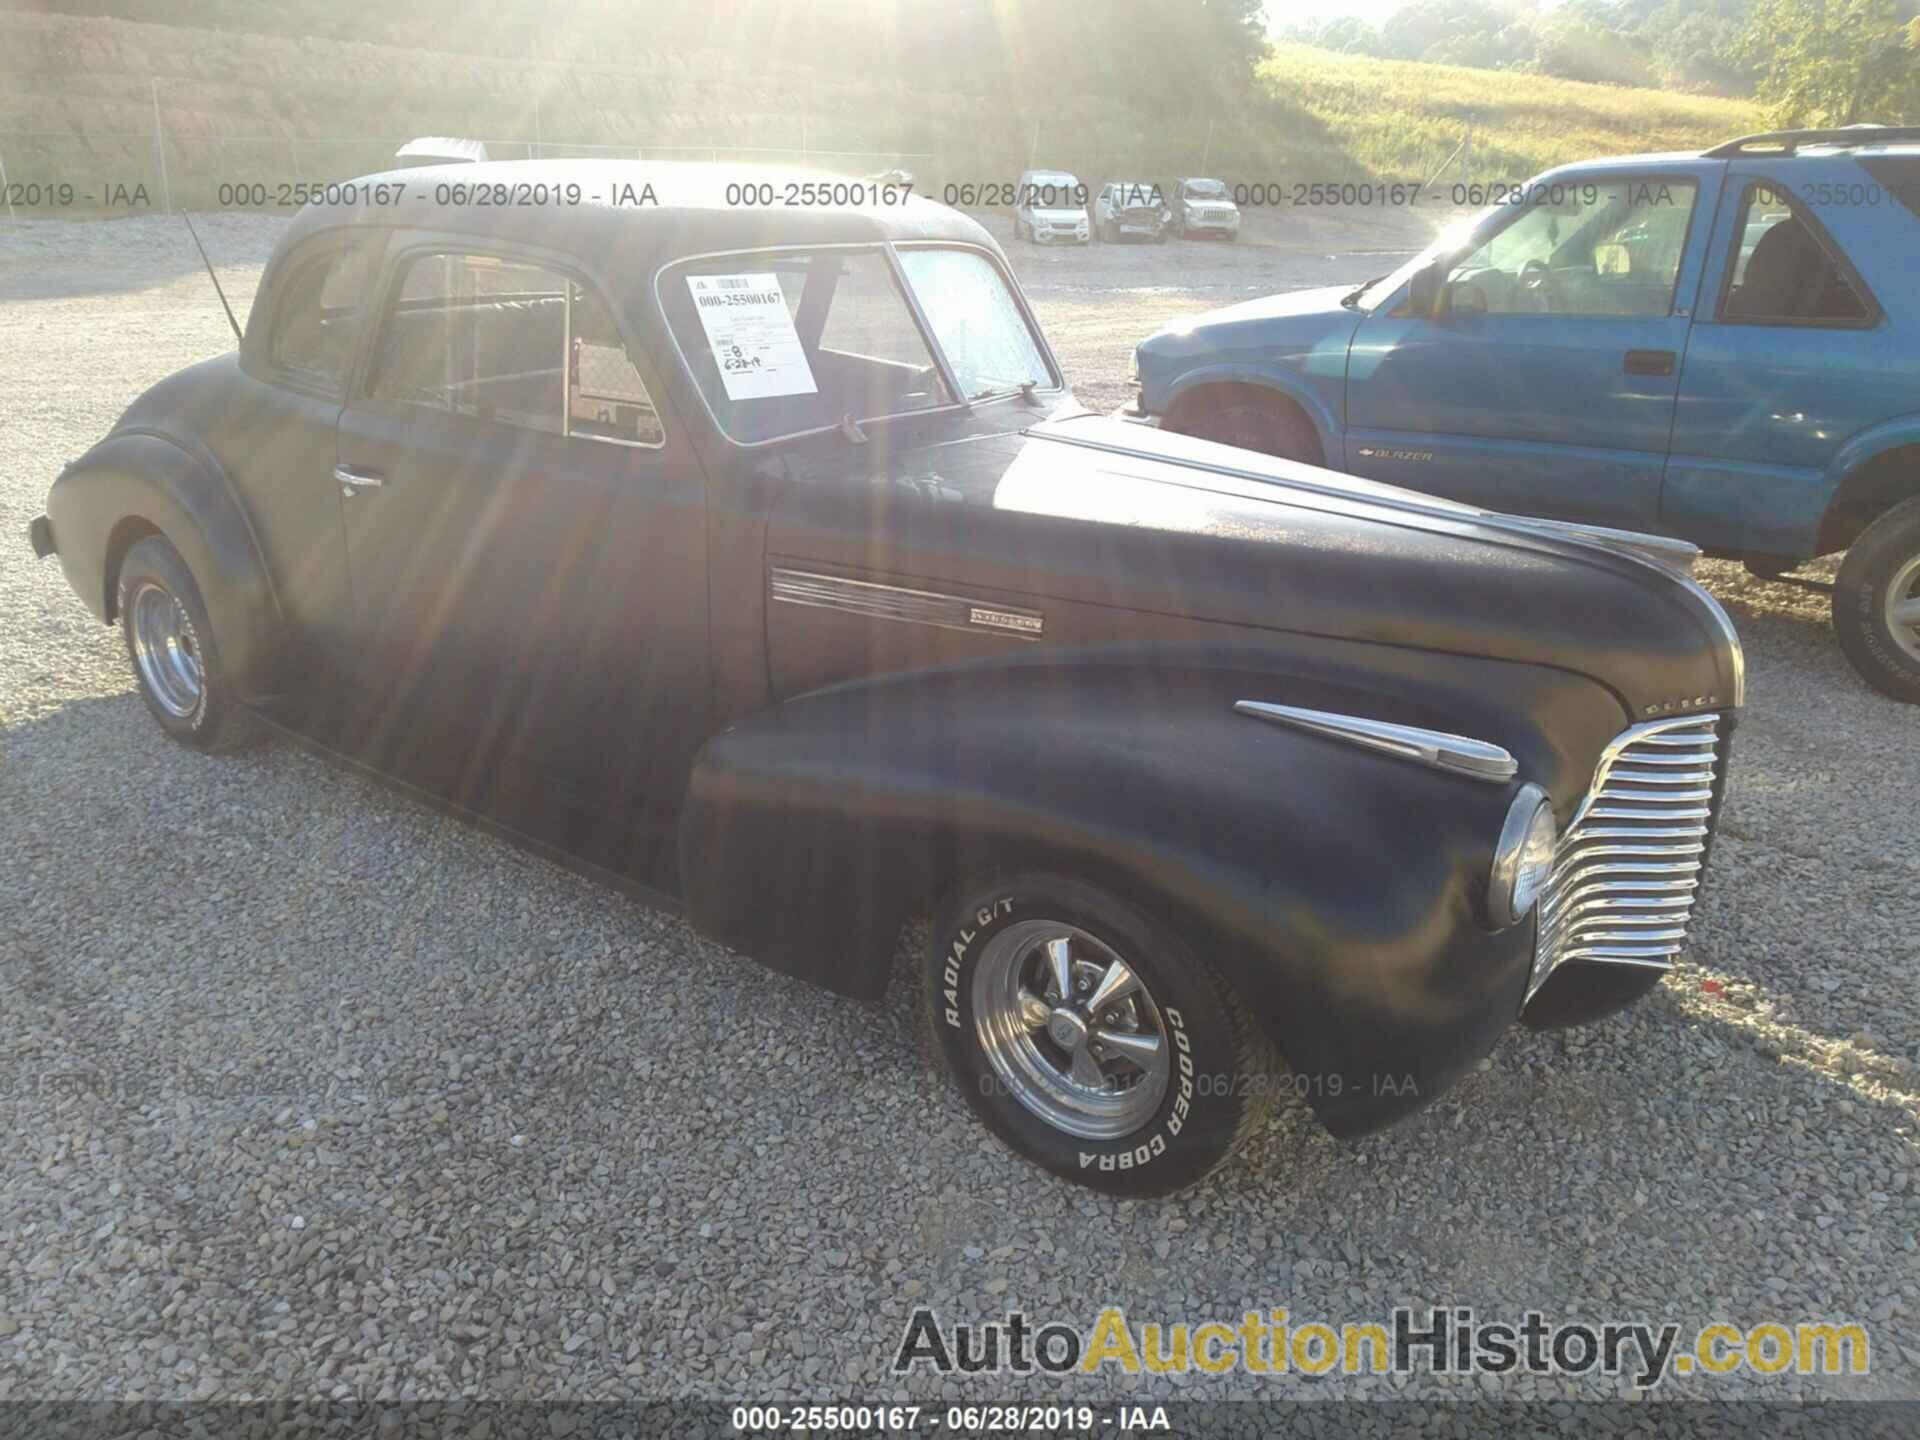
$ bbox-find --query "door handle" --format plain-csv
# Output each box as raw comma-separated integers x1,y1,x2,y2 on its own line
1623,349,1676,377
333,464,386,495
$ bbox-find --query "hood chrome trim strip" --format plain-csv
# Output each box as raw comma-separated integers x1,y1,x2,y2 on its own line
1234,701,1518,783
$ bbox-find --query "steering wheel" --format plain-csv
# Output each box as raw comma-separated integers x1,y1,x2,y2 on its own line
1519,258,1551,292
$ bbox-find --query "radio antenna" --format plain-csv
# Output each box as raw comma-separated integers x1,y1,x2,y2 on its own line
182,214,242,344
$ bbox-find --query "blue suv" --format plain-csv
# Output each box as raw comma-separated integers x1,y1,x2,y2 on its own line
1130,128,1920,701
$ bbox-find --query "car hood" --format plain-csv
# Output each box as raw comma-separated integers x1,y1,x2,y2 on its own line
1133,288,1364,411
1194,284,1357,326
771,408,1743,722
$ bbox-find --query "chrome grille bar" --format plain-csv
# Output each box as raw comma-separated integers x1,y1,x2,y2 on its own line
1528,714,1723,997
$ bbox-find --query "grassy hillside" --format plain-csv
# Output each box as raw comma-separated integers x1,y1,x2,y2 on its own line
1260,44,1765,184
0,11,1765,216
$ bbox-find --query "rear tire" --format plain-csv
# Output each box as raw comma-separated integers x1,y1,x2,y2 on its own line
920,871,1277,1197
117,534,259,751
1171,391,1324,465
1833,495,1920,703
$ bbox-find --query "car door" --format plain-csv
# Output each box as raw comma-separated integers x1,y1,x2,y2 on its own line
1661,170,1897,557
226,228,384,698
331,239,709,888
1344,168,1719,526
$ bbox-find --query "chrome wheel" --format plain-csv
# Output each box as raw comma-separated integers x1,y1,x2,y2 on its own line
970,919,1170,1140
1886,553,1920,664
128,580,203,719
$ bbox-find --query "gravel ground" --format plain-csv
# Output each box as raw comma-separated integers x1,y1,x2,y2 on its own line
1,209,1917,1411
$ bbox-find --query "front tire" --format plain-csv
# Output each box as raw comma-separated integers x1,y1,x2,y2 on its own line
921,872,1276,1197
1833,495,1920,703
117,534,257,751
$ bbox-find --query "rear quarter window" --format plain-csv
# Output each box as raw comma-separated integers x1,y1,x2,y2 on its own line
268,234,380,394
1855,156,1920,224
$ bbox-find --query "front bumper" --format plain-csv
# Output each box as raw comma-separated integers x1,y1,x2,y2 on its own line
28,515,56,558
1184,213,1241,234
1033,223,1089,244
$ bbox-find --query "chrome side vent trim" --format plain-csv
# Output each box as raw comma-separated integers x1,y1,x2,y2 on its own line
770,568,1044,641
1529,713,1723,997
1233,701,1518,783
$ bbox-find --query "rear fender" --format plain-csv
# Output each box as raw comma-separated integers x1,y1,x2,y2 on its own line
681,649,1617,1135
46,429,285,699
1816,415,1920,554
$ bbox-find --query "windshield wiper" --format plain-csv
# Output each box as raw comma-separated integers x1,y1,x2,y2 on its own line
1340,273,1389,309
970,380,1044,403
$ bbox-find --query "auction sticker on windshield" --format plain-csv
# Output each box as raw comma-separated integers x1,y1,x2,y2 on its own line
686,273,818,400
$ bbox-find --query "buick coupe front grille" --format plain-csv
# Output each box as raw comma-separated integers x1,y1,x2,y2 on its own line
1529,714,1724,997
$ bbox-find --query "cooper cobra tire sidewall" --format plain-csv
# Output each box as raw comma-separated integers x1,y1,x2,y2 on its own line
117,535,248,751
1833,496,1920,704
924,873,1256,1197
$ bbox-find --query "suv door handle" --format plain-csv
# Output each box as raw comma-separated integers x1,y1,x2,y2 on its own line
1623,349,1676,377
333,465,386,494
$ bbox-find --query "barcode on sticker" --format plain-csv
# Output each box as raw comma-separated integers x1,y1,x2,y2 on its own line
708,277,753,290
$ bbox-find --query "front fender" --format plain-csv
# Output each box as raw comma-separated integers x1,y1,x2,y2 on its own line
46,428,285,699
681,650,1614,1136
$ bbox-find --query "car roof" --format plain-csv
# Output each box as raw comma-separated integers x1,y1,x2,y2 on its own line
1534,136,1920,182
275,159,995,269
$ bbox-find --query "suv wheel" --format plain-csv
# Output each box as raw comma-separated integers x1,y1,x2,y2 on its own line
117,534,258,750
1834,495,1920,703
921,872,1277,1196
1173,392,1323,465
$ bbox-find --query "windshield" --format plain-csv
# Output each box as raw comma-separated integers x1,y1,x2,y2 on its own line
898,248,1052,400
1029,174,1084,209
662,245,1054,444
1351,206,1500,310
1183,179,1228,199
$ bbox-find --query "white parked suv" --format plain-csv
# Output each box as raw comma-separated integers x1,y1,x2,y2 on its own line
1166,176,1241,240
1013,168,1090,245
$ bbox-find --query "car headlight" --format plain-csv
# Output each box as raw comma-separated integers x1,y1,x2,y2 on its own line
1489,783,1557,928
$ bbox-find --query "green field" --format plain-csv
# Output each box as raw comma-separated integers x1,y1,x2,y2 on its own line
1257,43,1765,185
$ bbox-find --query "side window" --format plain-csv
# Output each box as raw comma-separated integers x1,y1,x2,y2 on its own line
1721,184,1872,325
368,251,663,444
1446,178,1699,318
369,253,566,433
270,236,378,393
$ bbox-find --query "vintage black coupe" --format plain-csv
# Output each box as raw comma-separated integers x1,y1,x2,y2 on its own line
31,162,1745,1195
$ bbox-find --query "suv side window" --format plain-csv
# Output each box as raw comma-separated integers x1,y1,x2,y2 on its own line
270,234,379,394
1446,178,1699,318
1720,183,1872,325
367,251,663,444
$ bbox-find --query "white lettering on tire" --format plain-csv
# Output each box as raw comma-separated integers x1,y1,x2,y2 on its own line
1075,1004,1193,1169
943,896,1014,1028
